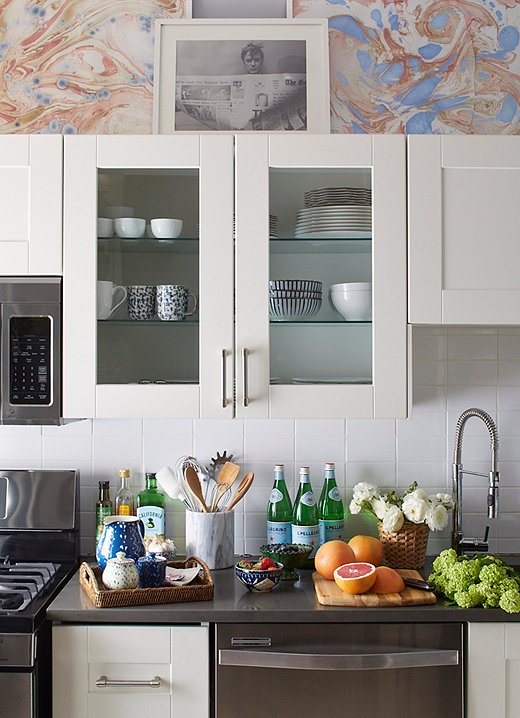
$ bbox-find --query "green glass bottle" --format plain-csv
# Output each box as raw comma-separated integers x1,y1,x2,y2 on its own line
318,462,345,545
291,466,319,556
95,481,113,545
136,472,165,539
267,464,293,544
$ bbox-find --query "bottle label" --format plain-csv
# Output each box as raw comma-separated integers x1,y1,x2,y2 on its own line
117,504,131,516
291,524,319,556
137,506,165,537
319,519,345,545
96,506,113,543
269,488,284,503
328,487,342,502
300,491,316,507
267,521,292,544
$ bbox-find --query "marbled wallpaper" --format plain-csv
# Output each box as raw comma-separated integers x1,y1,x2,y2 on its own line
293,0,520,133
0,0,518,133
0,0,186,134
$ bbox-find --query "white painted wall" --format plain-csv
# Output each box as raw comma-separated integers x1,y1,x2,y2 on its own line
2,325,519,558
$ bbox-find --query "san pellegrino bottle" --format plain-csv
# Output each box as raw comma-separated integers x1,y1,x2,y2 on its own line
136,472,165,539
318,462,345,544
291,466,319,556
115,468,135,516
267,464,293,544
95,481,113,545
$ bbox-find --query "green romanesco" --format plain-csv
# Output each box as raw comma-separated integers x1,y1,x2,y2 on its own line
428,549,520,614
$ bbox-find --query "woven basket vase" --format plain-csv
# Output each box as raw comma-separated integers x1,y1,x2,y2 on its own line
377,521,430,569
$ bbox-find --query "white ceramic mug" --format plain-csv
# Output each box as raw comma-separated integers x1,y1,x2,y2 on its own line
97,218,114,238
97,281,127,320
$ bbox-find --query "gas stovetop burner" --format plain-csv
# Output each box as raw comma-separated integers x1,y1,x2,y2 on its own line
0,557,60,613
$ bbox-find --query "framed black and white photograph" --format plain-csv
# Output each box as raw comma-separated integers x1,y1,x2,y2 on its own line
153,19,329,133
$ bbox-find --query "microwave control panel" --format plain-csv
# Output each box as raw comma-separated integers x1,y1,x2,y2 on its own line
9,316,51,405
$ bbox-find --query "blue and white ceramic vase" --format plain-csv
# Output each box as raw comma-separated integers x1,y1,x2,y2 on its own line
96,515,146,569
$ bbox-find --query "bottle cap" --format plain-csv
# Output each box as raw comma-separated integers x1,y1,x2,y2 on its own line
145,472,157,479
299,466,310,475
325,463,335,470
274,464,284,471
119,468,130,478
99,480,109,488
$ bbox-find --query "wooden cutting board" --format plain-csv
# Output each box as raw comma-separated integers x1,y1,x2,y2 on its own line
313,569,437,607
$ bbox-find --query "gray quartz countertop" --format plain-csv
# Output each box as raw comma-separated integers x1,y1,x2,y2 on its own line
46,558,520,624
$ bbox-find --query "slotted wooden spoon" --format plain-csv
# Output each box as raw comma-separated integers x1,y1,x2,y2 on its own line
185,465,210,513
210,461,241,512
226,472,254,512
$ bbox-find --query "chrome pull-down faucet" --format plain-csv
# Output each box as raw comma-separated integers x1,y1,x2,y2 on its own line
452,408,500,555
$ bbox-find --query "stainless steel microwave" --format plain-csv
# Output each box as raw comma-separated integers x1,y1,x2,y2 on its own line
0,277,61,425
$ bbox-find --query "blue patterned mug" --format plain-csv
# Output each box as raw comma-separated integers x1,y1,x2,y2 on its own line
156,284,198,321
96,516,146,569
127,285,155,320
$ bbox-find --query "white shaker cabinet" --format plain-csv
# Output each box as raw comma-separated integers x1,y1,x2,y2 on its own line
53,624,210,718
0,135,62,274
409,136,520,324
63,135,234,419
236,134,407,418
467,622,520,718
62,134,407,419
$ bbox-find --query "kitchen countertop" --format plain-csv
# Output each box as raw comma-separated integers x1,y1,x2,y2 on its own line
47,558,520,624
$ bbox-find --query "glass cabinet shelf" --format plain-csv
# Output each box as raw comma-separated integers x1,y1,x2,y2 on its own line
98,319,199,326
98,238,199,253
269,320,371,326
270,238,371,254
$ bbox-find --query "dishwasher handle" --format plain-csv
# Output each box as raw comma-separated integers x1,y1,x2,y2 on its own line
219,648,459,671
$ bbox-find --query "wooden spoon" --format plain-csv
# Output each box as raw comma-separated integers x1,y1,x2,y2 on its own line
225,472,254,512
185,466,210,513
210,461,240,512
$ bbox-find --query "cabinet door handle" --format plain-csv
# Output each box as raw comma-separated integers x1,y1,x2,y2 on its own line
95,675,162,688
242,348,249,407
221,349,228,408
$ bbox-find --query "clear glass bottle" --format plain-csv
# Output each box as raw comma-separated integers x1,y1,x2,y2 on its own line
291,466,319,556
136,472,165,539
267,464,293,544
318,462,345,545
115,468,135,516
95,480,113,545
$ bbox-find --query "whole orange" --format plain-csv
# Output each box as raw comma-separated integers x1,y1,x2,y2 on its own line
371,566,405,594
348,535,384,567
314,540,356,581
333,562,376,594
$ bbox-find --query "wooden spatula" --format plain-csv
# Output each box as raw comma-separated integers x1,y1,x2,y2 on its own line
226,472,254,512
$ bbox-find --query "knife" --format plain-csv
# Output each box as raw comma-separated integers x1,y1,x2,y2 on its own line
403,577,435,591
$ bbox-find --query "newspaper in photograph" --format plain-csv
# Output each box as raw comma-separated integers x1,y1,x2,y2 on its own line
175,73,307,131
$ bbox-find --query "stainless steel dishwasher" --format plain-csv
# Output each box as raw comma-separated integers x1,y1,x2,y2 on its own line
217,623,463,717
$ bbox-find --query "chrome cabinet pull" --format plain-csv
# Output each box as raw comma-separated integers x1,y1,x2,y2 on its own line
242,347,249,407
219,649,458,671
221,349,228,408
95,675,162,688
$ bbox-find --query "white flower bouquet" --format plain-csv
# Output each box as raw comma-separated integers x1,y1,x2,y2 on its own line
349,481,453,533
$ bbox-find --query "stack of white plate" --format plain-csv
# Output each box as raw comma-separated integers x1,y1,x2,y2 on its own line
269,279,322,320
269,214,279,238
304,186,371,207
295,205,372,239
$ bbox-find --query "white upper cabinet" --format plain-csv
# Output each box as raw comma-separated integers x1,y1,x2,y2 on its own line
0,135,62,275
409,136,520,324
235,134,407,419
62,135,234,419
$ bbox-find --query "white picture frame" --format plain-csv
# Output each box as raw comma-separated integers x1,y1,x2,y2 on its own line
153,19,329,134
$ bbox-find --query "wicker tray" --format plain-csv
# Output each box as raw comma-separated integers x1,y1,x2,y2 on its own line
79,557,214,608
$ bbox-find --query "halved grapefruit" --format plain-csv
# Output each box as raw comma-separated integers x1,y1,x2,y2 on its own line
333,562,377,594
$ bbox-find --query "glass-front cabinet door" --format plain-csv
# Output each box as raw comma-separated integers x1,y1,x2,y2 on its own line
63,136,234,418
235,135,407,418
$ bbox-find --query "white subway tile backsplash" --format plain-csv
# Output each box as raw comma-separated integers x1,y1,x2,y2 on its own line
397,412,445,437
413,360,447,386
0,435,42,464
295,419,345,463
411,386,447,413
244,430,293,463
346,462,396,490
499,335,520,359
44,435,92,463
448,335,497,361
498,362,520,386
397,435,446,462
347,434,396,463
447,361,497,386
447,385,497,414
396,462,448,490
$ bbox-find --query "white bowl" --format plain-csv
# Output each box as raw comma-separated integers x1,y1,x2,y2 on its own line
114,217,146,238
151,218,183,239
97,218,114,238
105,206,135,219
330,282,371,321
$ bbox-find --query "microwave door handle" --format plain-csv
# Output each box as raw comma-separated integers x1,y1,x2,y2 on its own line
219,648,459,671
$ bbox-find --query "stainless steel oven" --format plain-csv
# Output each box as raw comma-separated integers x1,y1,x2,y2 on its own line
0,277,61,425
217,623,463,718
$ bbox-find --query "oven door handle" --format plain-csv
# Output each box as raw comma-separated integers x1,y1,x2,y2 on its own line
219,648,459,671
95,675,162,688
